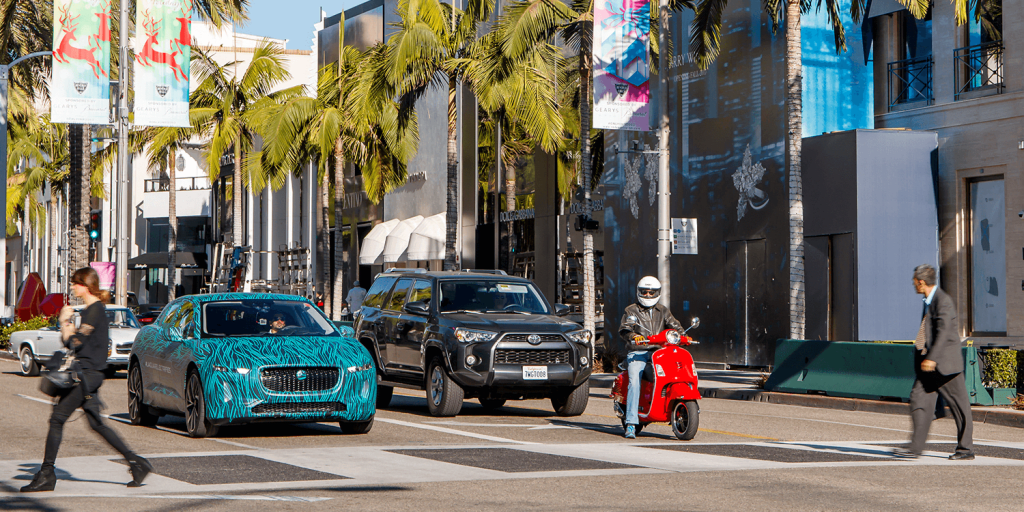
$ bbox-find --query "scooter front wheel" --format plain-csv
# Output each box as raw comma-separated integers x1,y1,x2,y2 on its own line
671,400,699,440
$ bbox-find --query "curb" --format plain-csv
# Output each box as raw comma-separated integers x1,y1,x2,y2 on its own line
0,350,16,362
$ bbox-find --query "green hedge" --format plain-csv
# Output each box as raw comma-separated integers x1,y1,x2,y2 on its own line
0,315,53,351
982,349,1018,390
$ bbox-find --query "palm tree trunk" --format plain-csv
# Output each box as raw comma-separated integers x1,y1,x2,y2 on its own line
168,152,177,301
233,146,243,247
444,77,460,271
320,170,330,309
580,26,597,339
68,124,91,304
786,0,805,340
332,139,346,320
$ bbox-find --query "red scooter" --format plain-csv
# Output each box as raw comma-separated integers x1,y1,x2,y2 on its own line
611,317,701,440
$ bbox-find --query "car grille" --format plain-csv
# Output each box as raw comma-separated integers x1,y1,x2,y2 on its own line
260,367,339,392
495,349,572,365
501,334,565,343
115,344,132,355
251,402,346,415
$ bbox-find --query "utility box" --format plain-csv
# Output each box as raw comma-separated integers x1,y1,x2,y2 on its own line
802,130,939,342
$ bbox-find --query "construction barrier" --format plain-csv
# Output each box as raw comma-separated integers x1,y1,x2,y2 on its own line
765,340,1014,405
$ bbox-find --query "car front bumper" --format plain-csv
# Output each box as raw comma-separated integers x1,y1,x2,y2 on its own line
449,338,593,390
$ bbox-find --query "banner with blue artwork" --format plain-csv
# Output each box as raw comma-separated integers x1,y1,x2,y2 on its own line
593,0,651,131
133,0,192,127
50,0,112,124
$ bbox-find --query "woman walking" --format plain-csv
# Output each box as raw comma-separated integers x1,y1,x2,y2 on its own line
21,267,153,492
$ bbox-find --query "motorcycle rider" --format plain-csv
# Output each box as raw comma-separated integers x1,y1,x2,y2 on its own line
618,276,683,439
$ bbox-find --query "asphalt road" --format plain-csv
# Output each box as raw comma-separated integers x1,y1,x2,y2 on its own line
1,357,1022,511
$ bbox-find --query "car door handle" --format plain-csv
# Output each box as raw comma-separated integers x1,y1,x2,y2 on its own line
37,336,43,339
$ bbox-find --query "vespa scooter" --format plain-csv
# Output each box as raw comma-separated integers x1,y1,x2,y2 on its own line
610,317,701,440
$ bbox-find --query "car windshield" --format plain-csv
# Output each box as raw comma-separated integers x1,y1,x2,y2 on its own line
106,309,141,329
438,280,549,314
201,299,340,338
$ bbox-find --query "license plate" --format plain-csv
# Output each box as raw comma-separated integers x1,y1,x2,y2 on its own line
522,366,548,380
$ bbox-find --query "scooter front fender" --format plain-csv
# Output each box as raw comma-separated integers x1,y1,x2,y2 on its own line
666,380,702,402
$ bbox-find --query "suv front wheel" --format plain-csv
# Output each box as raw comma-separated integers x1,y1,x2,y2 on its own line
551,380,589,416
426,357,464,417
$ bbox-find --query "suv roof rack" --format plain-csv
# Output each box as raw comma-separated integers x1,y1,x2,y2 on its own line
460,269,507,275
384,267,427,274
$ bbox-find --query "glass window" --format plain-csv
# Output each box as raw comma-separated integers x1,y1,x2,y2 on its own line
158,303,180,327
437,280,550,314
362,276,396,309
970,179,1006,334
408,280,433,306
106,308,141,329
201,299,339,338
968,0,1002,46
385,279,413,311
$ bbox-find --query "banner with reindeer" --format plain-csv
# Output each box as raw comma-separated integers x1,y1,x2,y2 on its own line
134,0,192,127
592,0,651,131
50,0,112,124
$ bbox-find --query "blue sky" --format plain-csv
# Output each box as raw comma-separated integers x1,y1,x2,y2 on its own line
241,1,360,49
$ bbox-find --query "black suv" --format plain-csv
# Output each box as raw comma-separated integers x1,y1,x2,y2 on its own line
354,270,593,417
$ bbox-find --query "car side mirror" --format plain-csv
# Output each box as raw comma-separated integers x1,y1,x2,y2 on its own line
554,304,570,316
405,301,430,315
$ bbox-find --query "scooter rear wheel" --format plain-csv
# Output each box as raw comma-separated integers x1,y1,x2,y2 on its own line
671,400,699,440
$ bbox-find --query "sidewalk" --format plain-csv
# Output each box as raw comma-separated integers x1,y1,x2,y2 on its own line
589,369,1024,429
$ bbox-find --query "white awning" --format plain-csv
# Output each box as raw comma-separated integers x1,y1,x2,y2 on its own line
407,213,446,261
382,216,424,263
359,219,400,265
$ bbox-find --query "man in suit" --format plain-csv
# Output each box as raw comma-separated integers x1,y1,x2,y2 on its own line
894,264,974,460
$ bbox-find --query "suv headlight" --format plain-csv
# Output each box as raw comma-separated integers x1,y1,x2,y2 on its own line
454,328,497,343
567,329,592,345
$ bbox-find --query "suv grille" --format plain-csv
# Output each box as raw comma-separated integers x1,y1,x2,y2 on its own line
495,349,572,365
251,402,346,415
260,367,339,392
502,334,565,343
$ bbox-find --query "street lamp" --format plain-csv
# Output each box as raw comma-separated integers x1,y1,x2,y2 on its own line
1,51,51,311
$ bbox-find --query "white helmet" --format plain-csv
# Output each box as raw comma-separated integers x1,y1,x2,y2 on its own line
636,276,662,308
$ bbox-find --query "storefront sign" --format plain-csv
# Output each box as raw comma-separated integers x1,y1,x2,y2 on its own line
671,218,697,255
133,0,192,127
593,0,651,131
50,0,112,124
569,199,605,214
499,208,535,222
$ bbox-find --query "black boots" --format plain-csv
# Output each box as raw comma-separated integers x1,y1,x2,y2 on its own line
127,455,153,487
20,466,56,492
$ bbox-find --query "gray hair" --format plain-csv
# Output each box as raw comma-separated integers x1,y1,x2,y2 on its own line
913,264,937,286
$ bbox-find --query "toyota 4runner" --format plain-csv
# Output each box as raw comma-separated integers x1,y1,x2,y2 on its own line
354,270,593,417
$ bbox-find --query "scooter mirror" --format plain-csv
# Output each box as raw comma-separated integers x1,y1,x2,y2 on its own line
690,317,700,328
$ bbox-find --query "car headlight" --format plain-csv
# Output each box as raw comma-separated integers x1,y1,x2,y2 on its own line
567,329,593,345
347,362,373,373
454,328,497,343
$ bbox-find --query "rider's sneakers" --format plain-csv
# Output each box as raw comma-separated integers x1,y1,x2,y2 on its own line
624,425,636,439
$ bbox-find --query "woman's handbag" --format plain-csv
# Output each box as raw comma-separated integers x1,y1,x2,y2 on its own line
39,352,79,397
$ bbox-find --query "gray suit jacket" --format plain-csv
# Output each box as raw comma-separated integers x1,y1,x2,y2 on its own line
922,288,963,376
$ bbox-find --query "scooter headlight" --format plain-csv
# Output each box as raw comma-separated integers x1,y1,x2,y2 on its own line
666,330,681,345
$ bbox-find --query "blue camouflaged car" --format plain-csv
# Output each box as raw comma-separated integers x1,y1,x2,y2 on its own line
127,293,376,437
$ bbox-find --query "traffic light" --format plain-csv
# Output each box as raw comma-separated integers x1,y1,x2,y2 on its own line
89,209,102,241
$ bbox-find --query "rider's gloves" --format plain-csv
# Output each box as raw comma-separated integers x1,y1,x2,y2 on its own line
632,334,646,345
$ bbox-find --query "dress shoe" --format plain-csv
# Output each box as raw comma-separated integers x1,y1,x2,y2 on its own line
127,455,153,487
20,466,56,492
948,451,975,461
891,448,919,459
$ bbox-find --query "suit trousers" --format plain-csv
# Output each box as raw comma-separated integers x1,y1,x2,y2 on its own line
908,370,973,455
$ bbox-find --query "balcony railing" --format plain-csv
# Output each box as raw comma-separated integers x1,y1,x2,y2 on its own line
144,177,212,192
954,41,1003,100
887,56,932,111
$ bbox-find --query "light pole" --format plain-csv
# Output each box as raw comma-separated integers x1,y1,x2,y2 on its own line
1,51,51,311
115,0,130,306
656,0,670,308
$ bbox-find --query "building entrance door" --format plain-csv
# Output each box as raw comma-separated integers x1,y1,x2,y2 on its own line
725,239,767,366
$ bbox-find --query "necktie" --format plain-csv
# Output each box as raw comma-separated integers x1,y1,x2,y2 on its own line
915,309,927,352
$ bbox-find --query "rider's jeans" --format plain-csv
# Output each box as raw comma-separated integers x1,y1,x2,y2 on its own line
625,350,652,425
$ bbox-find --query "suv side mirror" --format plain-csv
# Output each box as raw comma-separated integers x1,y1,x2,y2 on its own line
405,301,430,315
554,304,570,316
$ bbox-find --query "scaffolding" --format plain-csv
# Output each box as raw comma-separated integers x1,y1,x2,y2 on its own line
206,243,313,296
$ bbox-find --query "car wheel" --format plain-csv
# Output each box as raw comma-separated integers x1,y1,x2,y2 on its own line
551,380,589,417
671,400,700,440
376,385,394,409
19,346,39,376
426,357,463,417
185,371,219,438
339,416,374,434
128,364,159,427
478,398,506,409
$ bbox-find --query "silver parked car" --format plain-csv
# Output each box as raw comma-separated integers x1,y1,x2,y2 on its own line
8,305,141,376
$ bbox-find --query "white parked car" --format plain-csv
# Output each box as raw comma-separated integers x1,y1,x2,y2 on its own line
8,305,141,376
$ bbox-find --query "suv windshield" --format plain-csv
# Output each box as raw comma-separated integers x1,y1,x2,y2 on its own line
201,299,340,338
438,280,549,314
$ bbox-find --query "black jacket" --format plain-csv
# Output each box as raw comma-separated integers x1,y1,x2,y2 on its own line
618,303,683,352
920,288,963,376
66,302,109,372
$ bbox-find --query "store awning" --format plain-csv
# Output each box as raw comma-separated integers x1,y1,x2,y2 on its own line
382,216,424,263
127,251,207,269
359,219,400,265
407,213,446,261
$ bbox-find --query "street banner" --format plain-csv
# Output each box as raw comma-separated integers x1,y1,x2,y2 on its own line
134,0,192,127
50,0,112,124
89,262,116,290
592,0,651,131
